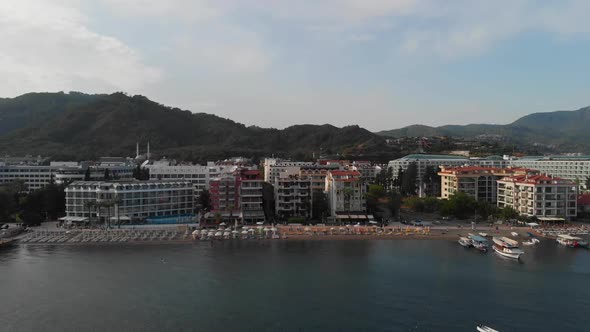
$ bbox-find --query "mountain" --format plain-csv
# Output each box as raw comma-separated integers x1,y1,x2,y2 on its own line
0,92,395,161
0,92,100,136
377,106,590,152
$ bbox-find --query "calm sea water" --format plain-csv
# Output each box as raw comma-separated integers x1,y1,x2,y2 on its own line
1,239,589,332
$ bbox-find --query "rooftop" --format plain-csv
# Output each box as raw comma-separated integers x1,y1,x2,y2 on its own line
398,154,469,160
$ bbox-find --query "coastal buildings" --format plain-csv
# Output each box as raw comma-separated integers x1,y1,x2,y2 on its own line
64,180,195,224
326,170,366,219
387,154,511,196
209,168,265,224
0,165,54,190
146,162,227,198
262,158,314,184
274,173,312,220
497,174,577,220
0,159,134,191
438,166,536,203
239,170,265,224
507,156,590,189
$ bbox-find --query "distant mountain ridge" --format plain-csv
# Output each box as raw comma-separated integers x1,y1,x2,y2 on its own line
377,106,590,152
0,92,394,161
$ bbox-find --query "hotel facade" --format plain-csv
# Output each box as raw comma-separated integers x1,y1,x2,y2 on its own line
64,180,195,224
497,174,577,220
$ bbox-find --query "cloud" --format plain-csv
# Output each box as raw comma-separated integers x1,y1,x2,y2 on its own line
0,0,160,97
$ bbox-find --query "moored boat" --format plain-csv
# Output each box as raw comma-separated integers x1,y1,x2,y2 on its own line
492,237,524,259
458,237,472,248
0,238,16,248
477,325,500,332
556,234,589,248
510,232,519,237
522,238,540,246
468,234,489,252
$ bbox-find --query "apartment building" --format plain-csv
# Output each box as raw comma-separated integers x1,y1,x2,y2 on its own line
497,174,577,220
262,158,314,183
325,170,366,218
438,166,535,203
274,173,312,220
239,170,265,224
64,180,195,224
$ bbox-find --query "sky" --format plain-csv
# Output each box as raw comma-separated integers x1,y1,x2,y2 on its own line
0,0,589,131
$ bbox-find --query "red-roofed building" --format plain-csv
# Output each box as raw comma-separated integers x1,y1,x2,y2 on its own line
438,166,537,203
497,174,577,220
209,168,265,224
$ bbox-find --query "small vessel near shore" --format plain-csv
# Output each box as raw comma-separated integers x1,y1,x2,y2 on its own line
0,238,16,248
522,238,540,246
556,234,589,248
510,232,519,237
458,237,472,248
492,237,524,259
468,234,489,252
477,325,500,332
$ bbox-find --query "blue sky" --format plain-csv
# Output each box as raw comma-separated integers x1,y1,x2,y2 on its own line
1,0,589,131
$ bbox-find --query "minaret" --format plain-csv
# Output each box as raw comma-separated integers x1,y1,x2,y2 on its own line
147,141,150,160
136,142,139,158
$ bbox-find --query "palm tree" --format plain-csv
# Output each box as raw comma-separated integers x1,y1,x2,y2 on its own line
84,200,95,227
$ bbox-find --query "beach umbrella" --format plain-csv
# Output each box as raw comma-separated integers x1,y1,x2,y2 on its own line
192,230,199,235
304,227,311,231
232,230,239,234
271,227,278,232
256,221,264,225
263,227,271,232
241,230,248,235
219,222,227,226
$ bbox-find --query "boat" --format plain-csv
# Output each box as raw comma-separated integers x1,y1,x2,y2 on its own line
479,232,488,237
522,238,540,246
458,237,472,248
492,237,524,259
556,234,589,248
469,234,489,252
510,232,519,237
477,325,500,332
0,238,16,248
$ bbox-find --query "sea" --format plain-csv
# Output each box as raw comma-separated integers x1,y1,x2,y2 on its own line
1,239,589,332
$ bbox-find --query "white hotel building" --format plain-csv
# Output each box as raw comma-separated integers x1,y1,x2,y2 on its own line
508,156,590,189
146,162,230,198
64,180,195,224
497,174,577,220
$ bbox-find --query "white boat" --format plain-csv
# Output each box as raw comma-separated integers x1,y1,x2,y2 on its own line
477,325,499,332
511,232,519,237
492,237,524,259
479,232,488,237
469,234,489,252
522,238,540,246
458,237,472,248
556,234,589,248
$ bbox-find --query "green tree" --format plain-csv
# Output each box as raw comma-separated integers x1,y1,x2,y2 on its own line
421,166,440,197
401,162,417,196
439,192,477,219
498,206,519,221
84,167,91,181
366,184,386,215
262,183,275,223
311,191,329,221
198,189,212,212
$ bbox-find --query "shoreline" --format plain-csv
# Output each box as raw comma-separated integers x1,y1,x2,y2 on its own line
15,228,522,246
